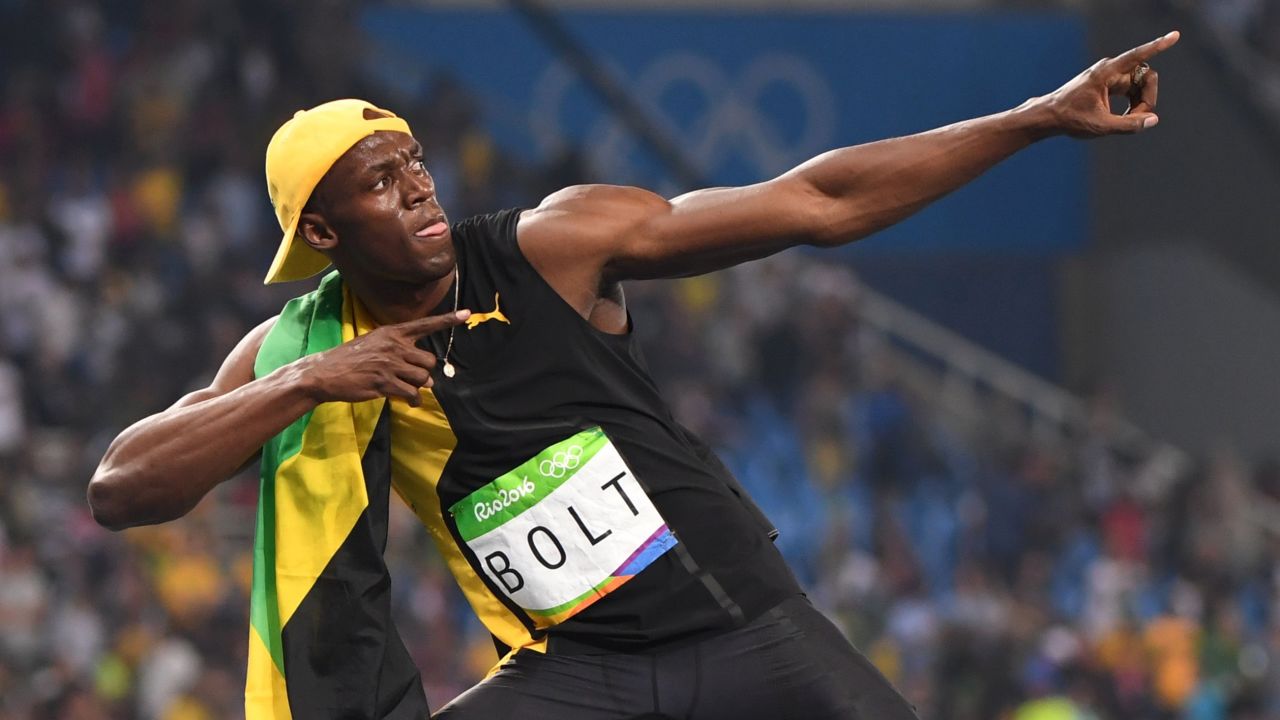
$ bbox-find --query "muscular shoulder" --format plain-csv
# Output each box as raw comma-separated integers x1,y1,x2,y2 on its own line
524,184,668,227
515,185,667,318
539,183,666,209
518,184,670,267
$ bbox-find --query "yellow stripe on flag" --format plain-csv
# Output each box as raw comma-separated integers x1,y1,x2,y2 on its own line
245,626,292,720
343,290,542,665
389,397,539,660
268,287,386,628
271,397,385,627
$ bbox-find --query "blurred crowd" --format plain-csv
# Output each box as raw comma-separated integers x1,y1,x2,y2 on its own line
627,263,1280,720
1200,0,1280,62
1,1,1279,719
1197,0,1280,122
0,1,568,716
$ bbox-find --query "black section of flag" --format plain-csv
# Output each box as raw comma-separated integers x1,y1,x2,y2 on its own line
281,405,431,719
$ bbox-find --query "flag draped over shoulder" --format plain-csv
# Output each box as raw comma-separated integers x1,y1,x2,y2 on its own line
245,271,429,719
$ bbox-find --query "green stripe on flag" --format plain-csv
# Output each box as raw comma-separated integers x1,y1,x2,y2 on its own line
249,272,346,676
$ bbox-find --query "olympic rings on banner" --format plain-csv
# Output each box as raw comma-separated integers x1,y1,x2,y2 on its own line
531,52,837,186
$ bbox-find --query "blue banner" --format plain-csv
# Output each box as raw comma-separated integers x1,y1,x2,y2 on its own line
363,8,1086,255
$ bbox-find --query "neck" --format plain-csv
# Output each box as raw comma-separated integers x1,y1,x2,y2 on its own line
341,268,455,326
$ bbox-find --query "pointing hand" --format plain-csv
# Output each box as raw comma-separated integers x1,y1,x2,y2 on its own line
1037,31,1180,138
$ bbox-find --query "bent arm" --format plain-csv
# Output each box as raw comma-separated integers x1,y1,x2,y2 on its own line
87,305,471,530
87,316,317,530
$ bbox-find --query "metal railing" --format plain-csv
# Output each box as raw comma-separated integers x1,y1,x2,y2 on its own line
859,282,1280,536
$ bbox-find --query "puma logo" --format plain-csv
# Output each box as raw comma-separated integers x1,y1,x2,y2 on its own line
466,293,510,329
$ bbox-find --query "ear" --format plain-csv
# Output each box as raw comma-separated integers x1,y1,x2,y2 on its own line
297,211,337,251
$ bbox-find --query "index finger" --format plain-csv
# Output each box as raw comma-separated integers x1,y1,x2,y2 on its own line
1110,30,1181,72
394,309,472,338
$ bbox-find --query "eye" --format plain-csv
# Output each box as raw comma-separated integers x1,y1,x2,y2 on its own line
411,158,427,174
372,176,389,191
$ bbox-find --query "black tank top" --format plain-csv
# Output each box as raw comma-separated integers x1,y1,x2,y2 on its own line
416,208,801,653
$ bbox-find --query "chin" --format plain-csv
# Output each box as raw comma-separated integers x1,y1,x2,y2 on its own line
405,252,456,284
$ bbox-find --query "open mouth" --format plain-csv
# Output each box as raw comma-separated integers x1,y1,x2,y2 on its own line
414,218,448,238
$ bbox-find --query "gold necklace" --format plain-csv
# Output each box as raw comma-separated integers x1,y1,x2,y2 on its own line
441,266,459,378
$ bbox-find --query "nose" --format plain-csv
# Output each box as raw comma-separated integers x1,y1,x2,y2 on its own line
404,168,433,208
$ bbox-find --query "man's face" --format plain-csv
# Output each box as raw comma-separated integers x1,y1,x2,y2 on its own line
306,130,453,283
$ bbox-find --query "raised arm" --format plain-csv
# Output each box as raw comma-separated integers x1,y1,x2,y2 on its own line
87,309,470,530
518,32,1177,297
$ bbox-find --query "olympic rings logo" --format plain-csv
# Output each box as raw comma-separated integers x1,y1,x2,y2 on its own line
531,52,836,189
538,445,584,479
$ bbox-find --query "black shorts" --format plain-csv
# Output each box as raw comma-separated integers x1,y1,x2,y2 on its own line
433,595,919,720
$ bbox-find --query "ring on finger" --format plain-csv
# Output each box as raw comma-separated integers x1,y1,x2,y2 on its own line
1131,62,1151,89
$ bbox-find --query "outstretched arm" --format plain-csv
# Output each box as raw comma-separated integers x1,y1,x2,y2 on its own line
518,32,1177,300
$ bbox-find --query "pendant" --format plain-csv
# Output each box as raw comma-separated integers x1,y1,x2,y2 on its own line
443,362,456,378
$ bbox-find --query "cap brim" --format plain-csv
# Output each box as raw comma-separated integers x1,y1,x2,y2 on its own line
263,216,333,284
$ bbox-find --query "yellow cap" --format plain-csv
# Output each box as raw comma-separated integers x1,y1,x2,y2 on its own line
263,99,412,283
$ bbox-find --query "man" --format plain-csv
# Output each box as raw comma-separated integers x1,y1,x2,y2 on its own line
88,31,1179,720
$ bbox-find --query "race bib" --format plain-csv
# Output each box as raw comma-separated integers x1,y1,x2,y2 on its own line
449,427,677,627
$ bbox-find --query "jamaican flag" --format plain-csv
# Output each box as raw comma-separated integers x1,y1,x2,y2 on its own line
246,271,429,719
